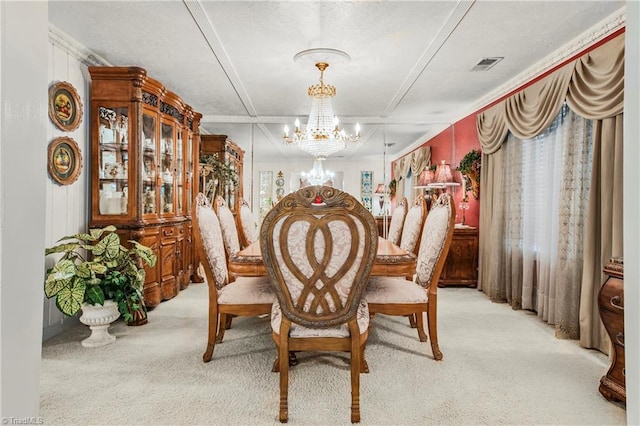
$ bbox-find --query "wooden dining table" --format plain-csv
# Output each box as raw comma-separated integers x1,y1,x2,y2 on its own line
228,236,417,280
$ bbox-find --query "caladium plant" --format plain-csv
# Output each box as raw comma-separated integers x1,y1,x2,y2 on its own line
44,225,157,320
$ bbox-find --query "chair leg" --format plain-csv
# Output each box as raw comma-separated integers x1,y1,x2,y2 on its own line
216,313,228,343
408,314,417,328
225,315,234,330
360,342,369,374
203,311,219,363
278,338,289,423
415,311,428,343
349,322,361,423
426,300,443,361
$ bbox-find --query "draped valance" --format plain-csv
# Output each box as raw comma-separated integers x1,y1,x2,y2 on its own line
392,146,431,180
477,34,625,153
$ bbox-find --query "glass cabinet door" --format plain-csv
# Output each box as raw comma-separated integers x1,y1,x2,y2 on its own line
98,106,129,216
160,121,175,215
186,133,193,214
142,112,157,215
176,131,184,214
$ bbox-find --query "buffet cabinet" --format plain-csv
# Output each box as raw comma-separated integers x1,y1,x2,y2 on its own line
598,258,625,404
88,66,202,308
438,226,479,287
200,134,244,216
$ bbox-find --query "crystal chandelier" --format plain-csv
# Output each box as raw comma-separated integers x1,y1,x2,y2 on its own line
283,61,360,158
301,157,335,186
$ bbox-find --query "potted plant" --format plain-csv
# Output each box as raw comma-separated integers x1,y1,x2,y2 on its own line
44,225,157,345
458,149,481,200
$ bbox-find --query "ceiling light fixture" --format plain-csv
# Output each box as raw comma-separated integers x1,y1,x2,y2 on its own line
283,50,360,159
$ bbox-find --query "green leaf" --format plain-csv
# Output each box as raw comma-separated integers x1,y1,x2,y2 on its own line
55,277,86,317
84,285,105,305
45,242,81,256
130,240,158,267
93,232,121,259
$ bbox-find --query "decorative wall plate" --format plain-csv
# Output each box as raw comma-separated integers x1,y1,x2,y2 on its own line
48,81,83,132
48,137,82,185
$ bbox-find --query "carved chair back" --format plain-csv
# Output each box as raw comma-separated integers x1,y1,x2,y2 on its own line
399,195,427,255
194,193,229,290
260,186,378,329
415,193,456,290
213,195,241,258
387,196,408,245
238,198,259,248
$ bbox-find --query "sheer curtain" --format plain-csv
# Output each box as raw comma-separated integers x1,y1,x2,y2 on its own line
489,106,592,338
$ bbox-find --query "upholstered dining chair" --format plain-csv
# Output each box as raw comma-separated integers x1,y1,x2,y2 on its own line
193,193,274,362
260,186,378,423
386,196,408,245
399,195,427,255
365,193,455,361
213,195,242,272
237,198,259,249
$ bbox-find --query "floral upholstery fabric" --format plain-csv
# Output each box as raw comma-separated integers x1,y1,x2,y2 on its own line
365,276,427,304
196,196,229,290
271,299,370,338
415,200,451,288
387,198,407,245
400,202,425,254
218,276,274,305
239,200,258,246
215,197,241,256
271,218,366,313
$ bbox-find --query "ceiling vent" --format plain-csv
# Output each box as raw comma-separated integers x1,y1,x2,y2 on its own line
471,57,504,72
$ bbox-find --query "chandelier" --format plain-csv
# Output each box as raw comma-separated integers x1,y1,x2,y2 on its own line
300,157,335,186
283,61,360,158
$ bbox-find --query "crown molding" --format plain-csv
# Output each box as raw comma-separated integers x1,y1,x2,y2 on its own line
48,24,112,67
467,7,626,117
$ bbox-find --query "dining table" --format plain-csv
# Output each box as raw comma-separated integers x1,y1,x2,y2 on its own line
228,236,417,280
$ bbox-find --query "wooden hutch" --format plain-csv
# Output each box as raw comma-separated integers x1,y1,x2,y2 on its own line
199,134,244,216
88,66,202,308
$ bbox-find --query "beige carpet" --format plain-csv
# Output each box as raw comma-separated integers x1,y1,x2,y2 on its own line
39,282,626,425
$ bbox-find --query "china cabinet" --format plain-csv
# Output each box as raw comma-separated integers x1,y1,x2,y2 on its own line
88,66,202,308
200,134,244,216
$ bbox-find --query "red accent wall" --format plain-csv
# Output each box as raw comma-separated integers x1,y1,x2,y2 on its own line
421,116,481,228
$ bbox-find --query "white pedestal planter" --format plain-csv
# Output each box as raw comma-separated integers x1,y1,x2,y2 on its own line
79,300,121,347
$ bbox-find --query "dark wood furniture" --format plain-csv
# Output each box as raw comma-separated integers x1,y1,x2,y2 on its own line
375,216,390,238
598,258,625,404
88,66,201,308
229,237,416,281
438,225,478,288
200,134,244,217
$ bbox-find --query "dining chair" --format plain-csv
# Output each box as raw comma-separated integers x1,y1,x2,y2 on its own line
213,195,242,263
260,186,378,423
193,193,274,362
237,198,259,249
386,196,408,245
399,195,427,255
365,193,455,361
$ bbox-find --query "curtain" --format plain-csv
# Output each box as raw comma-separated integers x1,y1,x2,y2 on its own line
480,107,591,339
476,33,624,351
392,146,431,201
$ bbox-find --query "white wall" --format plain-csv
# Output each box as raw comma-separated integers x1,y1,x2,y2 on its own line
41,38,91,341
0,1,48,418
246,156,388,215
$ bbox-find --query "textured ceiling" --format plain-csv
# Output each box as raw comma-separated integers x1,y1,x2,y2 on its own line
49,1,625,162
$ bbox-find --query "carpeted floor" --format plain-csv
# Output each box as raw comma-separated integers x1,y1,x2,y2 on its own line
40,282,626,425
